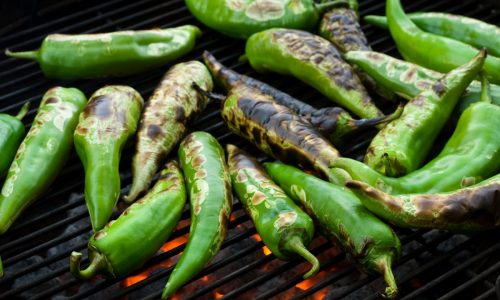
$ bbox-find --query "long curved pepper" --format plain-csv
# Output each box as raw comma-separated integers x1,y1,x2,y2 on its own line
386,0,500,84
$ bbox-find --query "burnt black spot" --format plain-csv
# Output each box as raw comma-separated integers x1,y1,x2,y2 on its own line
84,95,113,120
432,80,447,97
175,106,186,123
44,97,59,104
311,107,345,134
147,124,163,140
320,8,370,53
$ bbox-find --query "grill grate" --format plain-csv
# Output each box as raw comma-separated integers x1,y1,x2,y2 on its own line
1,0,500,299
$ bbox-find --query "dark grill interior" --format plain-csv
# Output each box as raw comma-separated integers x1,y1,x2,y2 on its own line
0,0,499,299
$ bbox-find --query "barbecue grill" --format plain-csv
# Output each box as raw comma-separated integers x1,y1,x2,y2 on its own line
0,0,499,299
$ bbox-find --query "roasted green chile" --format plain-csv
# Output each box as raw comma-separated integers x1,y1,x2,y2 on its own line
0,87,86,234
5,25,201,79
364,50,485,177
365,13,500,57
162,132,232,299
125,61,213,203
202,51,398,146
70,161,186,279
227,145,319,278
265,162,401,299
185,0,348,39
74,86,143,231
0,103,29,178
347,173,500,232
344,51,500,114
245,28,384,120
386,0,500,84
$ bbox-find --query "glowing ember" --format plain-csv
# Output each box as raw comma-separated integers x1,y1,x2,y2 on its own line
296,271,328,290
214,292,224,299
161,234,188,252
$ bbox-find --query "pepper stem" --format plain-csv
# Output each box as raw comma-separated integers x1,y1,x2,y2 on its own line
315,0,350,14
352,104,403,131
70,251,105,280
375,255,398,299
5,49,39,61
15,102,30,120
479,73,492,104
192,82,226,102
287,237,320,279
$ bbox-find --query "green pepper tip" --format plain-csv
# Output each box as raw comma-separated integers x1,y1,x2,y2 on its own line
70,251,105,280
287,237,319,279
0,256,3,278
5,49,39,61
375,255,398,299
15,102,31,121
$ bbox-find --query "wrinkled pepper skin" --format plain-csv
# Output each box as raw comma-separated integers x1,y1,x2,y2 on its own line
0,103,29,178
162,132,232,299
185,0,347,39
265,162,401,299
347,173,500,232
0,87,86,234
125,61,213,203
5,25,201,79
203,51,398,146
226,145,319,278
245,28,384,120
74,86,143,231
333,97,500,195
386,0,500,84
70,161,186,279
365,13,500,57
344,51,500,114
364,50,485,177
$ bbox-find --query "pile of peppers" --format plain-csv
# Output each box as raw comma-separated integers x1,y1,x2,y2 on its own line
1,0,499,299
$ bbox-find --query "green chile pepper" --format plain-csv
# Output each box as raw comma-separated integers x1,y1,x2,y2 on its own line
70,161,186,279
185,0,348,39
226,144,319,278
365,13,500,57
245,28,385,120
344,51,500,114
124,61,213,203
202,51,399,147
74,86,143,231
0,87,86,234
264,162,401,299
0,103,29,178
162,132,232,299
386,0,500,84
364,50,485,177
347,173,500,232
5,25,201,79
0,256,2,278
332,78,500,194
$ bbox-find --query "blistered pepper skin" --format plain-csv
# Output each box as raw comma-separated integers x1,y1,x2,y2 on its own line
70,161,187,279
125,61,213,203
162,132,233,299
227,145,319,278
74,86,143,231
5,25,202,79
0,103,29,178
0,87,87,234
364,50,485,177
245,28,384,120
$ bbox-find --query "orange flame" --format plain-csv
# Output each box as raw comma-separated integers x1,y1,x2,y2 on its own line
161,234,189,252
251,234,272,255
214,292,224,299
296,270,327,290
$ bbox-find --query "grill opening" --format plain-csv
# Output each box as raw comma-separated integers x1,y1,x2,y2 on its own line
0,0,499,299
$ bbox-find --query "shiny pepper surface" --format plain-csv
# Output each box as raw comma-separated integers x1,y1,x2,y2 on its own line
185,0,348,39
70,161,187,279
0,103,29,178
74,86,143,231
5,25,201,79
0,87,86,234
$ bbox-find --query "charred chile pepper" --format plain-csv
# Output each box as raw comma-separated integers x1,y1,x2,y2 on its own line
364,50,485,177
347,173,500,232
265,162,401,299
226,144,319,278
185,0,348,39
194,84,346,184
162,132,232,299
202,51,399,146
386,0,500,84
0,103,29,178
344,51,500,114
318,0,395,100
70,161,186,279
333,77,500,194
124,61,213,203
0,87,86,234
74,86,143,231
245,28,385,120
5,25,201,79
365,13,500,57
